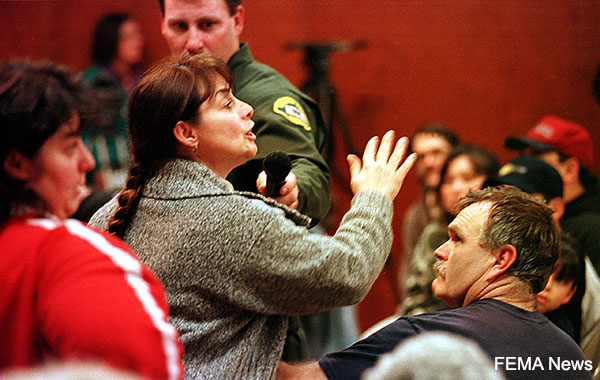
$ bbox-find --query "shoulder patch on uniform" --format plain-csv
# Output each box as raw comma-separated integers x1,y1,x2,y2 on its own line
273,96,311,131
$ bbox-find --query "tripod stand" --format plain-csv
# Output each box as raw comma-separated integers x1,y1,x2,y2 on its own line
286,40,366,193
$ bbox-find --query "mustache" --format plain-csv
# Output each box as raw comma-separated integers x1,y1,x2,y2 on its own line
433,260,446,279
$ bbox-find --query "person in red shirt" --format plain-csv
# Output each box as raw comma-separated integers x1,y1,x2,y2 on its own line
0,60,184,380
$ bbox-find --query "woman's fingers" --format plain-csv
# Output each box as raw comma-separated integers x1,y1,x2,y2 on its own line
388,136,409,170
395,152,417,183
375,130,396,163
361,135,380,164
347,154,362,179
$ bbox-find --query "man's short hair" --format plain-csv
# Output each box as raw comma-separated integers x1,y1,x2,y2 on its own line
157,0,242,15
456,185,559,293
409,122,460,153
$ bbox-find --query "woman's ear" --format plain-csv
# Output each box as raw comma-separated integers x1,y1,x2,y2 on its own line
173,121,199,151
3,150,33,181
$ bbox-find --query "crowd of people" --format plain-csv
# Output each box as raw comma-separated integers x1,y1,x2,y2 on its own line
1,0,600,380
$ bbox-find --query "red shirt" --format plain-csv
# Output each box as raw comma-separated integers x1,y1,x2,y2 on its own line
0,217,183,380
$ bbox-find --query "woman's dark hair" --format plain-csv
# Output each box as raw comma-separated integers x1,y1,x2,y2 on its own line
440,144,500,185
437,144,500,220
108,52,233,238
554,234,586,300
0,60,85,226
92,13,131,66
550,233,586,342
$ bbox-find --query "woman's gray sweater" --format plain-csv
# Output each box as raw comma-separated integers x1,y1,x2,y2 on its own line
89,159,394,380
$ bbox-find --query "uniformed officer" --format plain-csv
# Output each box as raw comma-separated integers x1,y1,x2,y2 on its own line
157,0,331,225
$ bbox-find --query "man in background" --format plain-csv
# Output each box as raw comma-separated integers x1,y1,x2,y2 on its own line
505,115,600,275
399,123,458,305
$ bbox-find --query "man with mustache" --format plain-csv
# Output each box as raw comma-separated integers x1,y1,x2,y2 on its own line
277,186,592,380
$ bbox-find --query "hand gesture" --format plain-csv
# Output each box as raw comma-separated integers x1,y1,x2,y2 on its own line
347,130,416,200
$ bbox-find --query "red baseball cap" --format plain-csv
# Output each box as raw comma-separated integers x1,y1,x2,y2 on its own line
505,115,595,169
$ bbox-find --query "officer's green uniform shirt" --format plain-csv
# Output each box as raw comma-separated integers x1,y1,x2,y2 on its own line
226,43,331,224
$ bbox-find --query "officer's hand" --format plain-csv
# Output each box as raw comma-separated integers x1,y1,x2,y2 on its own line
257,171,300,210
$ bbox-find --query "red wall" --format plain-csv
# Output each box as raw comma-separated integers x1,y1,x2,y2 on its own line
3,0,600,331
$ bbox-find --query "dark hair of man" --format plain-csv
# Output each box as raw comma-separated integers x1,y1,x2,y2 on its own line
108,52,233,239
0,60,85,227
157,0,242,16
91,13,131,66
408,122,460,154
456,185,560,294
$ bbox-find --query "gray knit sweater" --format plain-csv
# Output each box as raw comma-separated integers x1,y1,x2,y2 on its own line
89,159,393,380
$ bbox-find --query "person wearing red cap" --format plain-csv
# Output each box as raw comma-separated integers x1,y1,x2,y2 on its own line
505,115,600,277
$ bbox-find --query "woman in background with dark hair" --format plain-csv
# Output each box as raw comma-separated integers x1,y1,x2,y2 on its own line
81,13,145,193
0,59,183,380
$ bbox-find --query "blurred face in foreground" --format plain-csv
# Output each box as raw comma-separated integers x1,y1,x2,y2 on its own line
10,113,95,219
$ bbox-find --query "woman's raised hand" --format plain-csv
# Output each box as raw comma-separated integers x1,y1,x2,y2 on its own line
347,130,417,200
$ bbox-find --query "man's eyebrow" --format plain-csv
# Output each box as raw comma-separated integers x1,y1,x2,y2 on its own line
447,224,459,237
167,15,219,23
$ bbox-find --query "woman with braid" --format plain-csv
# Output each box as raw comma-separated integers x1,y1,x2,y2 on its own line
89,52,416,380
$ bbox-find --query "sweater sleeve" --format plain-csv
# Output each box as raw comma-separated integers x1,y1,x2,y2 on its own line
34,220,183,380
222,190,393,315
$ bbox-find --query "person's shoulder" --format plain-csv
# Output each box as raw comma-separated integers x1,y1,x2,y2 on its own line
38,218,129,250
404,299,509,327
7,217,132,265
403,198,427,226
233,50,316,105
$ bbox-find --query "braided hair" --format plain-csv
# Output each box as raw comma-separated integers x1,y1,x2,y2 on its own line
108,52,233,238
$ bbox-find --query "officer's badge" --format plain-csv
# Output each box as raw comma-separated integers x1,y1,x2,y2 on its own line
273,96,311,131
